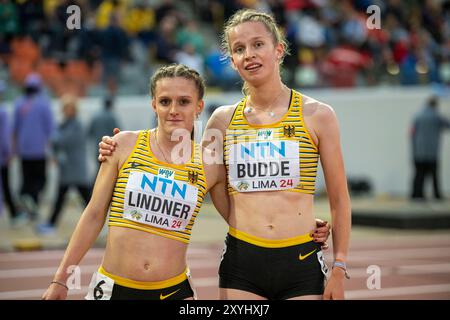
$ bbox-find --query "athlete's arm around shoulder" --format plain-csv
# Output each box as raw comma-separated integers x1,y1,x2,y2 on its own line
201,105,235,222
43,131,138,299
201,104,236,149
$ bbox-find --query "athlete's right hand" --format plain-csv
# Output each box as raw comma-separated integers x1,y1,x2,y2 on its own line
42,283,68,300
98,128,121,162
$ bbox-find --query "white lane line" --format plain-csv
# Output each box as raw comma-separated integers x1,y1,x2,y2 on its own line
346,283,450,299
2,246,450,262
335,263,450,278
397,263,450,275
1,262,450,283
345,247,450,261
2,246,450,264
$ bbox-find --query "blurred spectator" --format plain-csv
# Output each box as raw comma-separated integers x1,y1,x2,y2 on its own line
16,0,46,41
154,0,178,25
410,96,450,200
384,0,406,25
399,48,419,86
99,12,129,96
439,54,450,84
153,14,179,64
175,44,204,76
295,11,326,48
0,80,8,216
37,94,91,235
421,0,444,44
320,39,373,87
0,80,17,221
12,73,55,221
95,0,126,30
44,0,80,62
196,0,228,32
123,1,156,48
176,20,205,56
339,1,368,47
88,96,120,169
294,48,320,87
77,14,101,68
205,48,240,90
0,0,19,40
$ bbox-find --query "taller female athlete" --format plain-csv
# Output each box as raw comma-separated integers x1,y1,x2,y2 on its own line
205,9,351,300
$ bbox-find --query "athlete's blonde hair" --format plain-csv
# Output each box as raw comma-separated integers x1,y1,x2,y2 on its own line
221,9,290,95
150,64,205,100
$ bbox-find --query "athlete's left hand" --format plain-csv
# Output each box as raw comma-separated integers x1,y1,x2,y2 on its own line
323,268,345,300
312,219,331,250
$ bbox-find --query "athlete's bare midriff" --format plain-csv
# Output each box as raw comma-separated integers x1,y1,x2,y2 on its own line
228,191,316,239
101,226,188,282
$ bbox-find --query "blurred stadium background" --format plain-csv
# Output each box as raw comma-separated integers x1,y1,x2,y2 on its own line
0,0,449,300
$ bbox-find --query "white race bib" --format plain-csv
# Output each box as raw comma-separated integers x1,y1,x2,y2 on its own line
85,272,114,300
317,251,329,279
123,170,198,231
228,140,300,192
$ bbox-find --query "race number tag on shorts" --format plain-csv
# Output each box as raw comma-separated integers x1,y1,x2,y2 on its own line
317,251,329,278
123,170,199,231
228,139,300,192
185,269,197,300
85,272,114,300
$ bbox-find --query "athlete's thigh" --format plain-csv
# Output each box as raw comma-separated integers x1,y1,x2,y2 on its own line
220,288,267,300
288,294,322,300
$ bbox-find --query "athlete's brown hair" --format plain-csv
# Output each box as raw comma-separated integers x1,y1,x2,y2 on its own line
150,64,205,100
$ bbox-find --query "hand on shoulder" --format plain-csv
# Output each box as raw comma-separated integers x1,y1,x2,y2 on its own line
209,104,237,131
104,130,139,165
202,104,237,149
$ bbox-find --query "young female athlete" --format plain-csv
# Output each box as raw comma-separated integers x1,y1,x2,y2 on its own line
209,9,352,300
42,64,230,300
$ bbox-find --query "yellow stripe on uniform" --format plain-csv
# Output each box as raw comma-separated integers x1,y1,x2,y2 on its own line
108,130,207,244
228,227,313,248
224,90,319,195
98,266,188,290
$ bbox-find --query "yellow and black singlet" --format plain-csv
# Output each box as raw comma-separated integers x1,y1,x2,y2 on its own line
108,130,207,244
224,90,319,195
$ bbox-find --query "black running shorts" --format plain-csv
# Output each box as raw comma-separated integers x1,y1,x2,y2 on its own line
219,228,328,299
86,266,195,300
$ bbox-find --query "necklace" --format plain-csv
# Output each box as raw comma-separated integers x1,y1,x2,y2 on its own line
153,129,171,163
245,86,288,117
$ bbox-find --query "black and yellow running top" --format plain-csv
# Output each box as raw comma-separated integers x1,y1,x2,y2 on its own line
108,130,207,244
224,90,319,195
